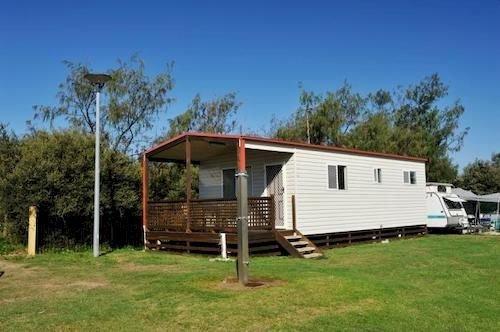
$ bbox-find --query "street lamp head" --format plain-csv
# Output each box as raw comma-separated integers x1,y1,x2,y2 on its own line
84,73,112,89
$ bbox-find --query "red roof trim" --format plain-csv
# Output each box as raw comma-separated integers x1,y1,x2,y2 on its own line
145,132,427,163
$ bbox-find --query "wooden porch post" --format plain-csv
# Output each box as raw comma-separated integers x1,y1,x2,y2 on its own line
236,137,249,285
141,153,149,248
185,136,192,232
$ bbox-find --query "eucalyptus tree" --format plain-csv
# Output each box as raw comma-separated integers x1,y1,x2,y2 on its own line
31,56,174,155
273,74,468,182
274,82,367,146
166,92,241,138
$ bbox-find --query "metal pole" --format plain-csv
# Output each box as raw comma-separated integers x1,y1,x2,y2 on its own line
236,171,249,285
236,137,249,285
93,90,101,258
496,199,499,230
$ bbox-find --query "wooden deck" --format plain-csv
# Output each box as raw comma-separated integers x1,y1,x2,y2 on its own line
144,196,281,255
147,196,275,233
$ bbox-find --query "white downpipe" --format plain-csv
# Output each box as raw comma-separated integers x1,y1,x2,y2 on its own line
220,233,227,260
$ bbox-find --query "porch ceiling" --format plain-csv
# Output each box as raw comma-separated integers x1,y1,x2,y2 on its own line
148,137,237,163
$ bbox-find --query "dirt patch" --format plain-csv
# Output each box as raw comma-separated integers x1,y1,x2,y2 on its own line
70,280,108,289
217,277,286,291
0,258,110,305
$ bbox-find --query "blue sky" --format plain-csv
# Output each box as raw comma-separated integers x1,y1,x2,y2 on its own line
0,0,498,168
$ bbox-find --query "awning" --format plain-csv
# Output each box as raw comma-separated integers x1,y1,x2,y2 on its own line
478,193,500,203
444,196,467,203
451,187,480,201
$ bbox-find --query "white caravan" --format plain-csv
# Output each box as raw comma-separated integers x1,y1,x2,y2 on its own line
426,183,469,232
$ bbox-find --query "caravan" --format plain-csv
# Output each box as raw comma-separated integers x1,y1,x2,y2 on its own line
426,183,469,232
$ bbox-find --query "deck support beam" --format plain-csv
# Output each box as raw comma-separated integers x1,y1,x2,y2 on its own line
236,137,249,285
186,136,192,232
142,154,149,248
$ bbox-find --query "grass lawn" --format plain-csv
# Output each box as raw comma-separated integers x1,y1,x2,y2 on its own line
0,235,499,331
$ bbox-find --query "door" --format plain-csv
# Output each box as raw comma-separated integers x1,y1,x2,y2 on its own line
266,164,284,228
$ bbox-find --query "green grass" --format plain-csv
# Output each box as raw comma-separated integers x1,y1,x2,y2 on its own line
1,235,499,331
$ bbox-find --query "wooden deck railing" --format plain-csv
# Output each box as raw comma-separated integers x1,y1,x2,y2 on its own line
147,197,275,233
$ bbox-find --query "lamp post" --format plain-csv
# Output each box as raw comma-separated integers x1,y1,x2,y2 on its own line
84,73,111,258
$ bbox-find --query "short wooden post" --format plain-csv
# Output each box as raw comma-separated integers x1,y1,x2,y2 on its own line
28,206,37,256
291,195,297,232
220,233,228,260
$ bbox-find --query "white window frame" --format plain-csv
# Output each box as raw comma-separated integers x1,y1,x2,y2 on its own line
373,168,382,184
403,170,417,185
327,164,348,191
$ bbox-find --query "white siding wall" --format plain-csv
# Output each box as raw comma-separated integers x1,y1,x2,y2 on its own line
293,148,426,235
199,149,295,229
198,143,426,235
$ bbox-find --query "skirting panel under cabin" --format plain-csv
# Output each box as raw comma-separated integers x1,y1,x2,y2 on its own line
145,231,281,256
144,225,427,256
307,225,427,248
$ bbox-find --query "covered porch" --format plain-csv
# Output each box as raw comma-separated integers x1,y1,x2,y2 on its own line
141,133,286,254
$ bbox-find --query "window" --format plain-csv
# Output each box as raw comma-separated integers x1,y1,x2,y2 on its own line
338,166,346,189
437,185,447,193
328,165,347,190
222,167,252,199
410,171,416,184
328,165,337,189
403,171,417,184
247,167,253,197
222,169,236,198
443,198,463,210
374,168,382,183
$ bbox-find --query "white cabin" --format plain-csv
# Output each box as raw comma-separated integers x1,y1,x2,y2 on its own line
143,132,428,256
197,136,427,235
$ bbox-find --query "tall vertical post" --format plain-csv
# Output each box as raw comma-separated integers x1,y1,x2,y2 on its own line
27,206,37,256
142,154,149,248
236,137,249,285
185,136,192,232
93,90,101,258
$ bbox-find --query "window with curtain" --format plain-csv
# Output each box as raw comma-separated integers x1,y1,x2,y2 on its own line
328,165,347,190
222,167,252,198
374,168,382,183
403,171,417,184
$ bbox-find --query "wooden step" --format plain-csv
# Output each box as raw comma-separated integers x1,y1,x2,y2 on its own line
296,246,316,253
303,252,323,259
291,240,309,247
276,230,322,259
